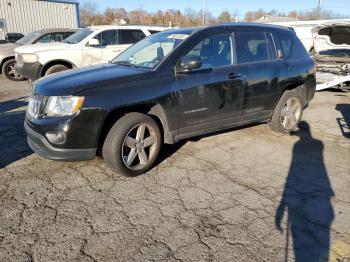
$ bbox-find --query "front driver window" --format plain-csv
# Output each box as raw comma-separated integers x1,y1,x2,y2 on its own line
92,30,118,47
184,33,236,68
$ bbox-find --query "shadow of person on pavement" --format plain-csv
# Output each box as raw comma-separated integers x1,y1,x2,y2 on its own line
275,121,334,262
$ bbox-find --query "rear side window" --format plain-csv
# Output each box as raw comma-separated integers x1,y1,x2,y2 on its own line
118,30,146,44
276,31,309,59
276,32,293,59
237,32,277,63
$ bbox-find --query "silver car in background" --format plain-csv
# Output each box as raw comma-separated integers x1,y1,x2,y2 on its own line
0,28,77,81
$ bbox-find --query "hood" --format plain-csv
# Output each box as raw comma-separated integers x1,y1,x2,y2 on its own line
0,43,16,56
14,42,71,54
312,23,350,53
34,63,154,96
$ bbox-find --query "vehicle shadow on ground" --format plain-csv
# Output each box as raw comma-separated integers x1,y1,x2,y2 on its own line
335,103,350,138
275,121,334,261
0,98,32,169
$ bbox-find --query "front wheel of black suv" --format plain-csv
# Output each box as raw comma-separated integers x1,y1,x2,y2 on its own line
269,89,304,134
102,113,162,176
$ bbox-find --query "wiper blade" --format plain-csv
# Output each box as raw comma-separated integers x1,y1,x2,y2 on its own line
114,60,134,67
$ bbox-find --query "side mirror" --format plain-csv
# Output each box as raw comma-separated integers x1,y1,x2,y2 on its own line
88,38,100,47
177,55,202,73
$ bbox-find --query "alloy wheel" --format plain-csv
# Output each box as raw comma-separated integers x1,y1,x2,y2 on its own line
121,123,158,170
280,97,302,130
6,62,22,80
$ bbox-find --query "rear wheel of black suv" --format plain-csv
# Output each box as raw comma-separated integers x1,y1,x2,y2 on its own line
269,89,304,134
102,113,162,176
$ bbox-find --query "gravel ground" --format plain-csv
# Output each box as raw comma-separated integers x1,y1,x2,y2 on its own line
0,76,349,261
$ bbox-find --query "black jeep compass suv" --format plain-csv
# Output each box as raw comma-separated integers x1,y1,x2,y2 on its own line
25,23,316,175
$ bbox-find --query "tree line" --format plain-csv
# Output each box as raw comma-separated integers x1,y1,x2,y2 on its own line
80,2,343,27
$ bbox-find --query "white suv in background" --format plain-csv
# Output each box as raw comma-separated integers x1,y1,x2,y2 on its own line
14,25,166,81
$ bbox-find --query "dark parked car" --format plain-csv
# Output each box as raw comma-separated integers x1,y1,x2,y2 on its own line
0,28,77,81
0,33,24,44
25,23,316,176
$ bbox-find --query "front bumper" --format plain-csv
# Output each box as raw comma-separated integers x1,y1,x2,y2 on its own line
24,121,96,161
14,61,42,82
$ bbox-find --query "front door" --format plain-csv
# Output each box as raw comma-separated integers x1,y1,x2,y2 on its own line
175,32,245,135
82,32,105,66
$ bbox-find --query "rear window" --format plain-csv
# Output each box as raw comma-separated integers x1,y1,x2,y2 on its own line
277,31,309,59
118,29,146,44
237,31,277,63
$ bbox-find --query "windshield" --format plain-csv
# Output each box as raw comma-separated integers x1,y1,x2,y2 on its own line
112,31,190,69
16,31,41,45
64,28,94,44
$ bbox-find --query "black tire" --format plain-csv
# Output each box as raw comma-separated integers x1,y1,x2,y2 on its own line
44,64,69,76
2,59,26,81
102,113,162,176
269,89,304,134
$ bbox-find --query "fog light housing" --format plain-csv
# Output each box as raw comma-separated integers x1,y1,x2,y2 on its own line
45,131,66,144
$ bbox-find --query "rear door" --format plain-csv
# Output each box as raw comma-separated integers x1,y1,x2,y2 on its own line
236,29,281,114
176,32,246,134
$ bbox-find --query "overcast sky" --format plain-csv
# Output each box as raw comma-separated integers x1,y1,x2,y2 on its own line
78,0,350,18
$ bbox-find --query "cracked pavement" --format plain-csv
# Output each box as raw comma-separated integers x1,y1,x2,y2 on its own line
0,77,349,261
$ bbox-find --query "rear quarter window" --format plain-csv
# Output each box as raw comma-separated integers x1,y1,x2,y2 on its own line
276,31,309,59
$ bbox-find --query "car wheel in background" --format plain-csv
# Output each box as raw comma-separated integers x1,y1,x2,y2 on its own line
269,89,304,134
44,64,69,76
102,112,162,176
2,59,26,81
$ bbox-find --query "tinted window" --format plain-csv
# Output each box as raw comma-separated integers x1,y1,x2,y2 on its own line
149,30,161,35
0,19,5,30
92,30,118,47
64,28,94,44
118,29,146,44
185,33,235,68
276,32,293,59
238,32,277,63
64,32,75,39
35,33,63,43
319,26,350,45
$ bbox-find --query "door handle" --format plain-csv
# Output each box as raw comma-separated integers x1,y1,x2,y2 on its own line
112,49,122,53
227,73,242,79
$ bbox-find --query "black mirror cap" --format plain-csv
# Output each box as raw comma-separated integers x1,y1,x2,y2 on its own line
178,55,202,72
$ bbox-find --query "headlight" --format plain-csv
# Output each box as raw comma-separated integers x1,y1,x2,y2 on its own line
21,53,38,63
45,96,84,116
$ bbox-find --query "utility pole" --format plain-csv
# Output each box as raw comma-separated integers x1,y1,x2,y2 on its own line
316,0,323,18
202,0,206,26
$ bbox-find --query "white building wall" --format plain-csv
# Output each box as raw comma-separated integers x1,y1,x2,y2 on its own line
0,0,78,39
